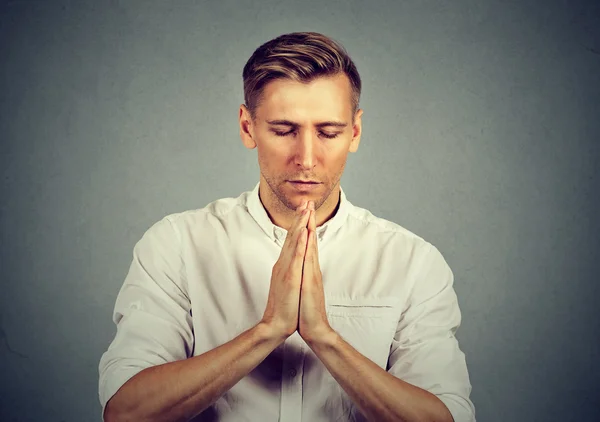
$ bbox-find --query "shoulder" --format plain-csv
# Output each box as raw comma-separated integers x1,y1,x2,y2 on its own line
346,202,431,248
344,202,450,273
143,191,249,238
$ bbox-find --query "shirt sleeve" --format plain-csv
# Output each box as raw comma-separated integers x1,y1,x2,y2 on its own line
98,216,194,417
387,243,476,422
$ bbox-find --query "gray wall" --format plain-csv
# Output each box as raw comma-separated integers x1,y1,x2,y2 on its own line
1,1,598,421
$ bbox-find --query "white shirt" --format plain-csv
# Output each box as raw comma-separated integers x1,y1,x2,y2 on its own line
98,182,475,422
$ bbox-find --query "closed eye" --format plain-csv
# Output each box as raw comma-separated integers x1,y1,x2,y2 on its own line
272,130,340,139
320,132,340,139
272,130,294,137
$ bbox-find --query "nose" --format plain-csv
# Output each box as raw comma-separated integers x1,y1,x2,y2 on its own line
295,131,318,170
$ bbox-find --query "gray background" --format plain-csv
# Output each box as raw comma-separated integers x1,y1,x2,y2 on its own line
1,0,598,421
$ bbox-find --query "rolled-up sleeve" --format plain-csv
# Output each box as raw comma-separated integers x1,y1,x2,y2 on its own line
98,216,194,415
387,243,475,422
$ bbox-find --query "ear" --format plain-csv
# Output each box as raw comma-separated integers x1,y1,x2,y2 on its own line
348,108,363,153
239,104,257,149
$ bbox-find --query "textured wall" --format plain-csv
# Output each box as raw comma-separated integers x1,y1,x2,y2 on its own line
1,1,598,421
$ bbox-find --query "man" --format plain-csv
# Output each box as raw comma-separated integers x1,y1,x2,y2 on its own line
99,32,475,422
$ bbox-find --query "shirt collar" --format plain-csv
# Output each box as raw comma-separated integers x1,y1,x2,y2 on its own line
245,181,351,242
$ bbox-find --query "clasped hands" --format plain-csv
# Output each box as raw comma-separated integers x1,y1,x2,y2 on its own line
261,200,334,345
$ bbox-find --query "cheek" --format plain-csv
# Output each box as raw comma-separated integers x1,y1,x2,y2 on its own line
270,139,299,158
327,150,349,169
260,147,285,164
257,144,289,173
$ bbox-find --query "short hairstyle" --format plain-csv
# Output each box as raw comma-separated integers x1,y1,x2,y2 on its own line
243,32,362,121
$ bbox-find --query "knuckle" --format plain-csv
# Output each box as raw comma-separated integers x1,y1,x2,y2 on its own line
282,271,294,283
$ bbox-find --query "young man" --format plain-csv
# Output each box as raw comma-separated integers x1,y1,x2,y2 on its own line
99,32,475,422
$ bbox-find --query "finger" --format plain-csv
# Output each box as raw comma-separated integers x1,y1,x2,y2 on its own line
295,204,312,232
292,208,310,238
292,227,308,274
304,224,312,260
283,204,309,242
290,203,310,238
303,228,314,283
282,208,311,261
296,200,309,213
308,208,319,266
290,209,311,253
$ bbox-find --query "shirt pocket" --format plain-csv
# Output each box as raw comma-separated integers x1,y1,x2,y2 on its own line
325,297,399,369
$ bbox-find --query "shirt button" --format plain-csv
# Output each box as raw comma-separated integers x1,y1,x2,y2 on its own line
289,368,297,377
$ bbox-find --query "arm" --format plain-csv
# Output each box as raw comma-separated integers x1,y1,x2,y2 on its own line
101,215,266,422
301,211,474,422
100,204,311,421
385,243,475,421
307,331,454,422
104,322,284,422
300,207,450,421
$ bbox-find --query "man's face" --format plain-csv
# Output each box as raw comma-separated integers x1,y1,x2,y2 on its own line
241,73,362,213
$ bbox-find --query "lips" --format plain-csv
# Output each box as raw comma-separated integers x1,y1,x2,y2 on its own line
288,180,321,191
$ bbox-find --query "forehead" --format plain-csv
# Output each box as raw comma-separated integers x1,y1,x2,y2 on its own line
257,73,353,122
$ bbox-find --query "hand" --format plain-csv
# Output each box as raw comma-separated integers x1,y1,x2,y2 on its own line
261,200,311,340
298,201,333,344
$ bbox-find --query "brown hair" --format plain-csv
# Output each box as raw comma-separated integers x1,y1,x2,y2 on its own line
243,32,361,121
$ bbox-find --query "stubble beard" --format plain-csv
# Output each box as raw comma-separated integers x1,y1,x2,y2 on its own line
261,165,344,215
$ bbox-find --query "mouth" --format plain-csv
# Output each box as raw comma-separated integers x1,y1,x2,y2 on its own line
288,180,321,190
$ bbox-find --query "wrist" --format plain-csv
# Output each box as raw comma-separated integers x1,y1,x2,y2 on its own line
303,325,339,350
254,320,291,345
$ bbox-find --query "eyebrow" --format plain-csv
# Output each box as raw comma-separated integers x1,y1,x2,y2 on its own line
266,119,348,129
